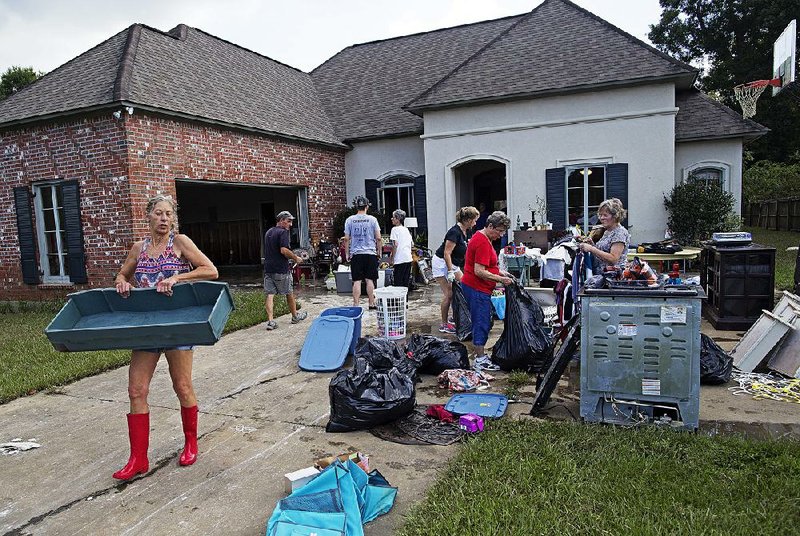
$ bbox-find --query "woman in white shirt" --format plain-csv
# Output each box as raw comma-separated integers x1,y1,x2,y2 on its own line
389,209,414,291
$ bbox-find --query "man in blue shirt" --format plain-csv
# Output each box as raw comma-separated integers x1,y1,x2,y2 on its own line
343,196,382,309
263,211,307,330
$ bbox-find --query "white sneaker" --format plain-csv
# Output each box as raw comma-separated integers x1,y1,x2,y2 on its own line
474,355,500,371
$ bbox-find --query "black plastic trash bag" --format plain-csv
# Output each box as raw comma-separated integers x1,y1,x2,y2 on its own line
405,334,469,375
326,357,416,432
354,337,421,378
700,334,733,385
452,282,472,341
491,283,552,372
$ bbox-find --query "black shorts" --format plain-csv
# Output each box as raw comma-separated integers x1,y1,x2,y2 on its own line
350,254,379,282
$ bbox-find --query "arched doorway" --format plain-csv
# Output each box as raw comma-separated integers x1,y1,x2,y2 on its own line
452,158,507,224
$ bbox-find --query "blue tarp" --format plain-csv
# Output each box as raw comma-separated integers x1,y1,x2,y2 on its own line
266,459,397,536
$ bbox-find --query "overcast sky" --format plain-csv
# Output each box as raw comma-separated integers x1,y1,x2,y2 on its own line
0,0,665,74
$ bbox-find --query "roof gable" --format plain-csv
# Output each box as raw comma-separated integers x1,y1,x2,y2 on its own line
310,14,524,141
406,0,697,111
0,24,343,147
0,29,128,124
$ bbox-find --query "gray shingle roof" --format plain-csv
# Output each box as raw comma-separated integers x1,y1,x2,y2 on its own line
675,90,768,141
406,0,698,111
0,29,128,124
311,15,524,141
0,24,344,148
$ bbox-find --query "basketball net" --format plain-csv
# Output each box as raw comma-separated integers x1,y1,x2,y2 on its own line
733,78,782,118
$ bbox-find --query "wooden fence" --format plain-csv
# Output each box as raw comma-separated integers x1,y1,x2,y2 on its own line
743,197,800,231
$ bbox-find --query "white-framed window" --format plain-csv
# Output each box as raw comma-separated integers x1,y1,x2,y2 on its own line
566,165,606,227
689,167,724,187
378,176,415,217
683,162,730,190
33,182,70,283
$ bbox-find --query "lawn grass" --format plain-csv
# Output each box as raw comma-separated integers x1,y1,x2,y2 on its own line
0,288,288,404
744,226,798,291
400,420,800,536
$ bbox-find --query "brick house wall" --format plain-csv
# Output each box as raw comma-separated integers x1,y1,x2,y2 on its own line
1,111,346,301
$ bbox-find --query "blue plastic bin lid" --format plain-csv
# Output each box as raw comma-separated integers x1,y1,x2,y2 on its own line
320,307,363,320
299,316,354,372
444,393,508,418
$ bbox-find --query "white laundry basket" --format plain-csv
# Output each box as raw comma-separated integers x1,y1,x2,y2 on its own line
374,286,408,340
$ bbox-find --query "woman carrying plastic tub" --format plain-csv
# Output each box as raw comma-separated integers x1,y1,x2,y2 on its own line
461,211,514,371
112,194,218,480
432,206,480,334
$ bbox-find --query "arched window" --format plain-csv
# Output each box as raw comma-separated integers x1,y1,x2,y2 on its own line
378,176,415,217
688,167,724,188
683,161,731,191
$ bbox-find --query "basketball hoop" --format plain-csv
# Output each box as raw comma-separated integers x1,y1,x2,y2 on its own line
734,78,782,118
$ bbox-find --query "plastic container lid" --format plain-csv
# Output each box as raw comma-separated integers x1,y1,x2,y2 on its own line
444,393,508,418
299,316,354,371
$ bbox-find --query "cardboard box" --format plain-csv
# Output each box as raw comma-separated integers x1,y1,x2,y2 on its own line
314,451,369,472
284,465,321,495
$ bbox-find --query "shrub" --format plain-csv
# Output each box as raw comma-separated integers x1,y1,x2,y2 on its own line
664,182,735,245
743,160,800,203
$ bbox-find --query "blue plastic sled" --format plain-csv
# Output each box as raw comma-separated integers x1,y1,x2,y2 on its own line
445,393,508,418
299,316,354,371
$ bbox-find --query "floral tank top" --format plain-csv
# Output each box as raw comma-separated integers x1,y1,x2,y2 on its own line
134,234,192,288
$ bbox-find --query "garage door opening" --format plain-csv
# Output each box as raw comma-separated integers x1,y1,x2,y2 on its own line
175,180,308,269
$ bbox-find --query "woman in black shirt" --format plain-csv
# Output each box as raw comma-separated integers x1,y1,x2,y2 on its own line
432,206,480,333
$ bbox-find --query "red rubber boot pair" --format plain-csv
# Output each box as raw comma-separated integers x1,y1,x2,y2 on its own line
113,406,198,480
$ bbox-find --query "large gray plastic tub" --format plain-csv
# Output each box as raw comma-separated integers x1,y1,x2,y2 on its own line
45,282,234,352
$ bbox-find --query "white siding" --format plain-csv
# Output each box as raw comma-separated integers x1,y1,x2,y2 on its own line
421,84,678,247
344,136,425,200
675,139,743,213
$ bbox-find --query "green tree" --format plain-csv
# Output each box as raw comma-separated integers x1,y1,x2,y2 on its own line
648,0,800,162
0,66,42,100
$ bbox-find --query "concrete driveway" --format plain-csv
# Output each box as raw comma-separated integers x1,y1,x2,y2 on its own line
1,283,799,535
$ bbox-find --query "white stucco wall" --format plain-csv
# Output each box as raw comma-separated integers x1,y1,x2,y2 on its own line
421,84,678,247
675,139,744,213
344,136,425,200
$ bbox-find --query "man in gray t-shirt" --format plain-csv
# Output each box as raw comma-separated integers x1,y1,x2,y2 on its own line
344,196,382,308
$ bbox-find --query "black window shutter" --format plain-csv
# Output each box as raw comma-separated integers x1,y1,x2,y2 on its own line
61,180,88,283
606,163,629,226
545,168,567,231
364,179,380,210
413,174,427,235
14,186,40,285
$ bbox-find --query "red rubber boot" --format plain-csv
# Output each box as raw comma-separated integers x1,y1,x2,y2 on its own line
112,413,150,480
179,405,198,466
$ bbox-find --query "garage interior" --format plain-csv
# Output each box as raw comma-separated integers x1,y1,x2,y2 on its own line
175,180,308,270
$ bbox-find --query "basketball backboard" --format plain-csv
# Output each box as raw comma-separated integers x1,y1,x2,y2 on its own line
773,19,796,95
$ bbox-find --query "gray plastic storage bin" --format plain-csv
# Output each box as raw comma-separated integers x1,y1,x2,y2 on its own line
45,282,234,352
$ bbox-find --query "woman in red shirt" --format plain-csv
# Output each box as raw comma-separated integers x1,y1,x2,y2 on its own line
461,211,513,370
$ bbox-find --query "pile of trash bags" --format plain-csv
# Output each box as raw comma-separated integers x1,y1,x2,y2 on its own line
326,335,470,432
491,283,552,372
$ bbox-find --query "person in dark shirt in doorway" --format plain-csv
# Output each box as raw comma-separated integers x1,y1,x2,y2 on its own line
263,211,307,330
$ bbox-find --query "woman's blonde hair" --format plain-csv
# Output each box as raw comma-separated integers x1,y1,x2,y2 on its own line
146,194,179,231
456,206,480,224
598,198,627,223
